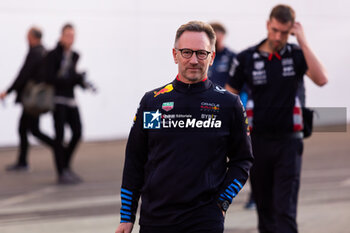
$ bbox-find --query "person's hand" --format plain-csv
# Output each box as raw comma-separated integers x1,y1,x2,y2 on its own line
217,203,226,218
222,209,226,218
290,22,307,47
0,91,7,100
115,222,134,233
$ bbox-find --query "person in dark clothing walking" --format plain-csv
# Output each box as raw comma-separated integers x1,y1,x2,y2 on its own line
208,22,257,211
115,21,254,233
45,23,86,184
1,27,56,172
208,22,236,88
226,5,328,233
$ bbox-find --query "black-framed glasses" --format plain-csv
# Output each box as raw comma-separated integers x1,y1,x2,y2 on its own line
176,48,212,60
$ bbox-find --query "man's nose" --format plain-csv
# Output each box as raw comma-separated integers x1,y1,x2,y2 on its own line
189,52,199,64
275,32,282,40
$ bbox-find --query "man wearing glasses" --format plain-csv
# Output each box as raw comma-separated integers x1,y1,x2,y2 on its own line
115,21,253,233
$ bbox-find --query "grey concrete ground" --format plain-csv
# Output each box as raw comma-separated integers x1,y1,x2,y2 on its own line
0,128,350,233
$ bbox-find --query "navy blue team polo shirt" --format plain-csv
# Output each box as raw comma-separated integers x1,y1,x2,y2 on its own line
227,39,307,134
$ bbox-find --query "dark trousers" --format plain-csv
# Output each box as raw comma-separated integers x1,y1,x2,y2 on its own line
140,202,224,233
53,104,82,170
17,109,63,174
250,135,303,233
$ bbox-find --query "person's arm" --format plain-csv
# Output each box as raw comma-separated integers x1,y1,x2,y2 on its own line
292,22,328,86
225,54,246,95
7,49,42,94
116,95,149,231
217,96,254,212
70,53,86,89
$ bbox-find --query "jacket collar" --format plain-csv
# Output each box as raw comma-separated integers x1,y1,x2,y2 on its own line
55,42,64,53
172,75,212,93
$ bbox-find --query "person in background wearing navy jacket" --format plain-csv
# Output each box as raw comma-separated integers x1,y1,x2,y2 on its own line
226,5,328,233
115,21,253,233
208,22,236,88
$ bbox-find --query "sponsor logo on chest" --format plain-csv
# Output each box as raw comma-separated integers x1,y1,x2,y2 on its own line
200,102,220,112
252,60,267,85
153,84,173,98
281,58,296,77
162,102,174,112
216,55,231,72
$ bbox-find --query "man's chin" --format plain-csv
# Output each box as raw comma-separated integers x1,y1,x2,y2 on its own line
274,43,285,52
184,76,202,83
268,41,282,52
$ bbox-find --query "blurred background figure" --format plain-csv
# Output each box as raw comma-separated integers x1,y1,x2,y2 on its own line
0,27,56,172
208,22,236,87
208,21,256,210
45,23,87,184
226,4,328,232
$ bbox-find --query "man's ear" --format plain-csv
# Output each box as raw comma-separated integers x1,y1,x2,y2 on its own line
209,51,216,66
172,48,178,64
266,20,270,30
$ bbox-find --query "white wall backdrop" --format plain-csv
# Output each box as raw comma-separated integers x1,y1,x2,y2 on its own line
0,0,349,146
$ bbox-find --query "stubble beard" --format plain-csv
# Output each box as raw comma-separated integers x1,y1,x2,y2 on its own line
183,68,206,83
269,40,285,52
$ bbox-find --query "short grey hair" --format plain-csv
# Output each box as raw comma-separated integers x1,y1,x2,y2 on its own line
174,21,216,51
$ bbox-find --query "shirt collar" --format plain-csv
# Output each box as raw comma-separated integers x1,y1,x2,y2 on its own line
253,39,290,60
